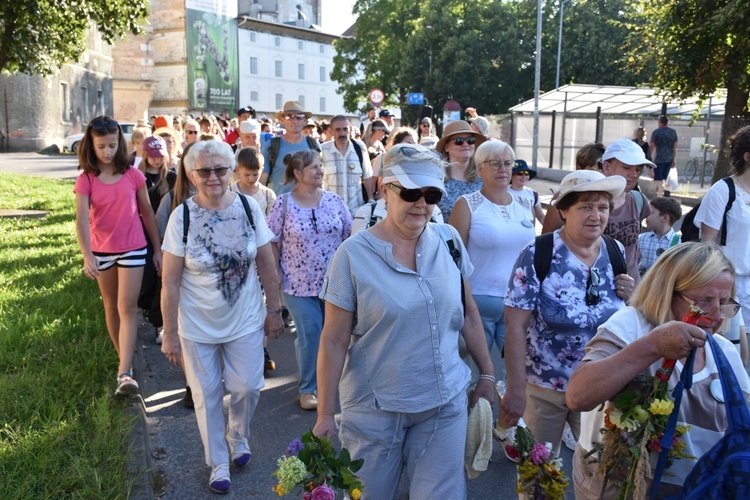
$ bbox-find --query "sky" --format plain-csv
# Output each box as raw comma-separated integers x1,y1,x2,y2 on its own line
320,0,357,35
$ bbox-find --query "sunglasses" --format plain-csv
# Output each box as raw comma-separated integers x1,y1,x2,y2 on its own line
185,130,198,135
514,170,531,176
451,136,476,146
90,118,119,131
388,184,443,204
193,167,230,178
285,114,307,120
585,267,600,306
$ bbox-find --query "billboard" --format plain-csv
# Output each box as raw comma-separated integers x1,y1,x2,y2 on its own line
186,0,239,112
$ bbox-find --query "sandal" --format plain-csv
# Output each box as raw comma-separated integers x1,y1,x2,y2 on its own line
115,373,139,397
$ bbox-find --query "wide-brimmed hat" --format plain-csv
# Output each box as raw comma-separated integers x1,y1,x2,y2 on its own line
381,145,446,194
275,101,311,120
512,159,537,179
152,127,181,149
143,135,168,158
553,170,626,206
602,138,656,168
435,120,487,154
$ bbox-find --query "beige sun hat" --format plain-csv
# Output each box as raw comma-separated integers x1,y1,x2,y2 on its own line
275,101,312,120
552,170,627,206
435,120,487,154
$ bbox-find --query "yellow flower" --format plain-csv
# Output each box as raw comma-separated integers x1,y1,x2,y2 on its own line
272,484,286,496
350,488,362,499
649,399,674,415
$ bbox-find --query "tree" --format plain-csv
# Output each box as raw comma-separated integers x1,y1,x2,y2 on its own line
624,0,750,180
0,1,148,76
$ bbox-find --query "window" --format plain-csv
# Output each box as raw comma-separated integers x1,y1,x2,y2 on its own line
250,91,259,102
319,44,325,54
60,83,69,122
298,40,303,50
250,32,256,42
320,97,326,113
298,63,305,80
275,93,283,109
319,66,326,82
97,89,103,115
275,60,282,77
250,57,258,75
275,36,281,47
298,95,305,108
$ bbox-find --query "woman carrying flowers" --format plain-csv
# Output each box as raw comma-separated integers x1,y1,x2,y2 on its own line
567,242,750,497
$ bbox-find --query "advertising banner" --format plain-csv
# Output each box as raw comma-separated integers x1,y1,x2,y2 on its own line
186,0,239,112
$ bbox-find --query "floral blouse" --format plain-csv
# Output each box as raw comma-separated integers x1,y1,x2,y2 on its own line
504,230,626,392
438,177,483,222
267,190,352,297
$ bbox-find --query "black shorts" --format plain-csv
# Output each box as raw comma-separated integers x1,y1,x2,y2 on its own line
93,247,147,271
654,162,671,181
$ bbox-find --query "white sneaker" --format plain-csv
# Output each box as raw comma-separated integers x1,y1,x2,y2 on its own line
562,423,577,451
155,327,163,345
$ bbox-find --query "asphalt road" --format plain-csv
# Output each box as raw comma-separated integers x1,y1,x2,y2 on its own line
0,152,80,179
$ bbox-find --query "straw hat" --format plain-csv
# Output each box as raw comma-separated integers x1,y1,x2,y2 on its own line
275,101,311,120
435,120,487,154
552,170,627,206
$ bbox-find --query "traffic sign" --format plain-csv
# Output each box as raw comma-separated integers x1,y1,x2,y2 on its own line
369,88,385,106
407,93,425,105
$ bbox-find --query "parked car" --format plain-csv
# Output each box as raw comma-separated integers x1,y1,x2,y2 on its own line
64,122,136,154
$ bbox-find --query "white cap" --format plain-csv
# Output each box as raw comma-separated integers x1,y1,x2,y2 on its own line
602,138,656,168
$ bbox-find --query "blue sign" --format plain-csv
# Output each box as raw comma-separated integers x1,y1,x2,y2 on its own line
406,93,425,105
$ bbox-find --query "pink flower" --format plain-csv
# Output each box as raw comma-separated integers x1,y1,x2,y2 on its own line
311,484,335,500
528,442,551,465
303,493,312,500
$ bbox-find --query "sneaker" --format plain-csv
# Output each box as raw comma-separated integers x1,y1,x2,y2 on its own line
264,348,276,371
208,463,231,494
183,386,194,410
155,326,163,345
115,373,139,397
493,424,519,463
299,393,318,411
562,423,577,451
229,438,251,468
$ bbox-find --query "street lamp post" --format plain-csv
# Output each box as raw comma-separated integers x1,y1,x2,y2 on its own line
555,0,571,89
426,25,433,77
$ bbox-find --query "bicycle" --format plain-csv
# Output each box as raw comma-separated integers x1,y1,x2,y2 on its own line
684,158,715,183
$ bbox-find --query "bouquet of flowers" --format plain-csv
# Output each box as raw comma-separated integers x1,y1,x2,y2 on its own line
272,430,364,499
505,420,569,499
594,306,705,499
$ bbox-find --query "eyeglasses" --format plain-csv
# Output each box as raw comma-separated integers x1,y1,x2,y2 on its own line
388,184,443,204
285,114,307,120
483,160,514,170
89,118,119,131
585,267,600,306
677,293,741,319
451,136,476,146
185,130,198,135
193,166,230,178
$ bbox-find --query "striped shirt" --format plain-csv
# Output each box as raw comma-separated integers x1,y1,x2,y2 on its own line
579,307,750,488
320,224,474,413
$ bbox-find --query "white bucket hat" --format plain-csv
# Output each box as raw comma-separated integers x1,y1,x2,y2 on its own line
552,170,627,206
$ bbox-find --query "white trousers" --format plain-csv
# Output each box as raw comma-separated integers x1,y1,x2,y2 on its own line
181,330,264,467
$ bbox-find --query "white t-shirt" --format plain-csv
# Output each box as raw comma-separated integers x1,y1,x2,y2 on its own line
579,307,750,488
462,191,536,297
162,194,274,343
694,178,750,275
509,186,540,212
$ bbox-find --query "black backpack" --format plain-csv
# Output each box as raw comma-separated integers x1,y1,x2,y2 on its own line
680,177,735,244
533,233,627,284
266,136,322,175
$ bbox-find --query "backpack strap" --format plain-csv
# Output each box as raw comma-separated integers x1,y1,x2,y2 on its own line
436,224,466,317
367,200,378,228
351,139,364,167
182,194,255,245
633,190,646,220
237,193,255,231
267,136,281,174
306,136,322,153
720,177,736,246
533,190,539,206
534,233,626,285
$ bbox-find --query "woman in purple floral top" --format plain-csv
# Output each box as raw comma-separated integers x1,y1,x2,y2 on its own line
501,170,633,456
267,150,352,410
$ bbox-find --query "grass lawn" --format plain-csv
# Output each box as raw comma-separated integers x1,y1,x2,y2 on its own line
0,172,137,497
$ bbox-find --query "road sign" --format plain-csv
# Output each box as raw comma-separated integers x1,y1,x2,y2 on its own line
369,88,385,105
407,93,425,105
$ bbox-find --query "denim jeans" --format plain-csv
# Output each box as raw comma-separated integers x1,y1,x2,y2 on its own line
473,294,507,380
282,293,324,394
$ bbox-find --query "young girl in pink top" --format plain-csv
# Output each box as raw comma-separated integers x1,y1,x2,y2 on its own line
73,116,163,397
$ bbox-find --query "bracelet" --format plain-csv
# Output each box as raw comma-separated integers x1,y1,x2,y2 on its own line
479,374,496,383
266,306,283,314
